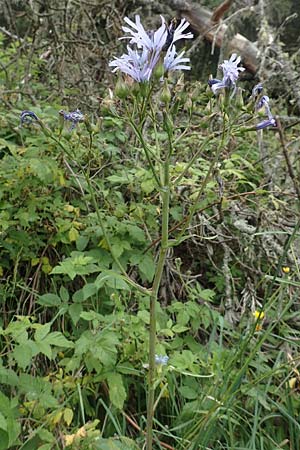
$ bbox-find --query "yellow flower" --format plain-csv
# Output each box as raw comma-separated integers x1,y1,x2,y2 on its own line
253,310,265,320
282,266,290,274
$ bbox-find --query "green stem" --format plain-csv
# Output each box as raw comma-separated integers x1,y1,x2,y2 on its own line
146,119,171,450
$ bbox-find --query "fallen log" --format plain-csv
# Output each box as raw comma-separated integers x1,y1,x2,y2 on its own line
169,0,258,73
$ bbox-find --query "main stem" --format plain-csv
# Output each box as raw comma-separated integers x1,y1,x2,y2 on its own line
146,164,170,449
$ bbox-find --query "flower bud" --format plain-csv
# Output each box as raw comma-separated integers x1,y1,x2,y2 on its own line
115,79,130,99
153,62,164,81
160,82,171,104
235,87,244,109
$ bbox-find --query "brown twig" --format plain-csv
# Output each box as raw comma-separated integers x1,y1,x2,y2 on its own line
122,412,175,450
276,117,300,203
211,0,233,23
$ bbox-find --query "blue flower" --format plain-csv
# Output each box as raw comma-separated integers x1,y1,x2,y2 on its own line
209,53,245,95
255,95,276,130
109,15,193,82
109,46,154,82
256,118,276,130
164,45,191,72
20,110,39,125
155,354,169,365
59,108,84,129
251,83,263,98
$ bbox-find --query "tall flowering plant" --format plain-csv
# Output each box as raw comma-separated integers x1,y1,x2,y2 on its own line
109,14,193,450
19,15,278,450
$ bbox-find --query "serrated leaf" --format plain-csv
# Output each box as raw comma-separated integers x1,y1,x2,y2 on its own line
44,332,74,348
0,368,18,387
13,344,32,369
35,340,52,359
107,373,126,409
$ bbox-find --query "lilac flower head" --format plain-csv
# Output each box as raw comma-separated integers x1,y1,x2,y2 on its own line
164,45,191,72
109,46,153,82
20,110,39,125
220,54,245,86
155,354,169,365
59,108,84,130
109,15,193,82
209,53,245,95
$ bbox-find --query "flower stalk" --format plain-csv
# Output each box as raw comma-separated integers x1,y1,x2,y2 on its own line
146,119,171,450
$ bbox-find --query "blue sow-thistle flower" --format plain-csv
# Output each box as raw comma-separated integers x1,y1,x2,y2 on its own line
20,110,40,125
155,354,169,365
59,108,84,130
256,95,276,130
208,53,245,95
109,15,193,82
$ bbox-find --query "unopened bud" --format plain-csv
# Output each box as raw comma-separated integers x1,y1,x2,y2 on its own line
115,79,130,99
153,62,164,81
235,87,244,109
160,82,171,104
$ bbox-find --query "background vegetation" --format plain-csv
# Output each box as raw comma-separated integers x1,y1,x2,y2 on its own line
0,1,300,449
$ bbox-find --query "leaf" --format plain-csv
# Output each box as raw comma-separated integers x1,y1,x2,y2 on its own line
13,344,32,369
35,323,51,342
137,310,150,325
94,437,139,450
59,286,69,302
138,253,155,282
0,430,9,450
82,283,98,300
37,293,61,307
80,311,104,322
68,227,79,242
178,386,198,400
106,175,129,184
95,271,130,291
0,413,7,431
37,445,53,450
35,340,52,359
63,408,74,426
37,429,55,443
172,324,190,333
0,368,18,387
141,178,155,194
44,332,74,348
76,235,89,251
107,373,126,409
68,303,83,325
